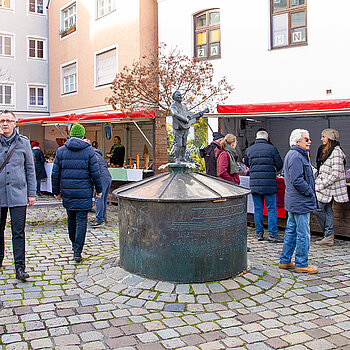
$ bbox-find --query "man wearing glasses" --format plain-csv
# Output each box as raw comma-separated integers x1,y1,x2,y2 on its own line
0,110,36,281
279,129,318,274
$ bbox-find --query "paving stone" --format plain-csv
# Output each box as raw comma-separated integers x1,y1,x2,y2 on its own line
156,328,180,339
136,332,159,343
192,284,210,295
155,282,175,294
164,303,185,312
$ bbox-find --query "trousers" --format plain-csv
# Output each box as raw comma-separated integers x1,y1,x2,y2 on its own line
0,206,27,270
67,210,88,256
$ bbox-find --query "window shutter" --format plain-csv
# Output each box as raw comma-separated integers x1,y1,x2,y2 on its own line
96,48,117,86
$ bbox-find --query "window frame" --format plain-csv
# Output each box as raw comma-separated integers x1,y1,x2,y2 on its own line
0,0,13,10
0,32,14,58
60,59,78,96
96,0,116,19
94,44,118,89
193,8,221,60
60,1,77,39
27,36,46,60
270,0,307,49
27,84,47,107
28,0,44,15
0,82,15,107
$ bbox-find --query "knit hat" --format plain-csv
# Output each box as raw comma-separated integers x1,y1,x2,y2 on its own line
213,132,224,141
31,140,40,147
321,128,339,141
70,123,85,138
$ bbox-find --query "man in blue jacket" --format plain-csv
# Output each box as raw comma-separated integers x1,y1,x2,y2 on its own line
52,123,102,262
244,130,283,242
279,129,318,274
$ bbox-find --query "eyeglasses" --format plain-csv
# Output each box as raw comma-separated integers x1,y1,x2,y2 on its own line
303,137,311,142
0,119,15,124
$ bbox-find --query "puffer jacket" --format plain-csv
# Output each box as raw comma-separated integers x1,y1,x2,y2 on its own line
283,145,316,214
244,139,283,194
51,137,102,210
200,141,221,176
315,146,349,203
0,131,36,207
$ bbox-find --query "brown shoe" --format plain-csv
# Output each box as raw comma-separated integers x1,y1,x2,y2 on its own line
315,234,334,246
279,262,295,270
295,265,318,274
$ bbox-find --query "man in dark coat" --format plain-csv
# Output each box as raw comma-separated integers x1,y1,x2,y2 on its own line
91,148,112,227
109,136,125,167
52,123,102,262
31,140,46,196
200,132,224,176
0,110,36,280
244,130,283,242
279,129,318,274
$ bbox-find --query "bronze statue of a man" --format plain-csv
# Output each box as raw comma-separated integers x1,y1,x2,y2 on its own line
170,90,208,163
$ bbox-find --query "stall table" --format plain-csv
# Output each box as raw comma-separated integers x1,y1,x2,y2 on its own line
240,176,350,238
40,164,153,204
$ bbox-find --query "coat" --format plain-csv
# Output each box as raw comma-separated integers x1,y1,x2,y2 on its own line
283,145,316,214
244,139,283,194
200,141,220,176
94,149,112,181
215,147,240,184
0,131,36,207
32,147,47,180
51,137,103,211
315,146,349,203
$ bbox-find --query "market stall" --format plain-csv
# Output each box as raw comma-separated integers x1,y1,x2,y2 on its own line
217,99,350,237
18,110,156,200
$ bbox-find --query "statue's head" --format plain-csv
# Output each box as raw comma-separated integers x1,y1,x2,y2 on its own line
172,90,182,103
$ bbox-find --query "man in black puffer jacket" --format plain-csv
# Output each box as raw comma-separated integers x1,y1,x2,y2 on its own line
244,130,283,242
52,123,102,262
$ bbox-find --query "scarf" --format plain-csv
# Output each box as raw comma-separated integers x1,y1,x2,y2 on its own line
317,140,346,167
224,143,238,174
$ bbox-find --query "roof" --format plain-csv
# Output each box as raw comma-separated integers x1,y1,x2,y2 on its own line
217,99,350,117
18,110,155,125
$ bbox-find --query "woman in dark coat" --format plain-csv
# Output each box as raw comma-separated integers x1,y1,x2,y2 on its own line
31,140,46,196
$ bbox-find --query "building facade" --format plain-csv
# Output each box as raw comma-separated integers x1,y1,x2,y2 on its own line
0,0,49,128
157,0,350,160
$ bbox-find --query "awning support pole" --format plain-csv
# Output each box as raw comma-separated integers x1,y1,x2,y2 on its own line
54,124,69,139
132,120,153,148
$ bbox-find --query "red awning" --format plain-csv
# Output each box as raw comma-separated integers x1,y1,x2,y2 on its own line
18,110,155,125
217,99,350,116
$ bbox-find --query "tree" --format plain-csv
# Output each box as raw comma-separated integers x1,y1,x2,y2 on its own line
106,43,233,115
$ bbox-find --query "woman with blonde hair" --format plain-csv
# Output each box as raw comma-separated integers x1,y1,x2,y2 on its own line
315,128,348,246
215,133,240,184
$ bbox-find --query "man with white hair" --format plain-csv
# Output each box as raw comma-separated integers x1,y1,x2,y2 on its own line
244,129,283,242
279,129,318,274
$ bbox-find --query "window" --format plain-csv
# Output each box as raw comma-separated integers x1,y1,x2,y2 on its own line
0,34,13,56
61,62,77,95
0,84,13,105
0,0,12,10
28,38,44,59
61,2,76,37
29,0,43,14
95,47,117,87
28,86,45,106
97,0,116,18
194,9,220,59
271,0,307,49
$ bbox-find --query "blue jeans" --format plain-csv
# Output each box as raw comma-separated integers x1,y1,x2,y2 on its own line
252,194,278,236
96,177,112,223
315,200,334,237
67,210,88,256
280,212,310,268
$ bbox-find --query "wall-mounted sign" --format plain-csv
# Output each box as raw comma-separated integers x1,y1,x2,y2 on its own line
105,124,112,141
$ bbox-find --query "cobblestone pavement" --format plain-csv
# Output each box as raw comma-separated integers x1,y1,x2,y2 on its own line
1,202,350,350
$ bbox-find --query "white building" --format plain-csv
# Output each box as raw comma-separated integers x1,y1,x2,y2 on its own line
0,0,49,138
158,0,350,160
